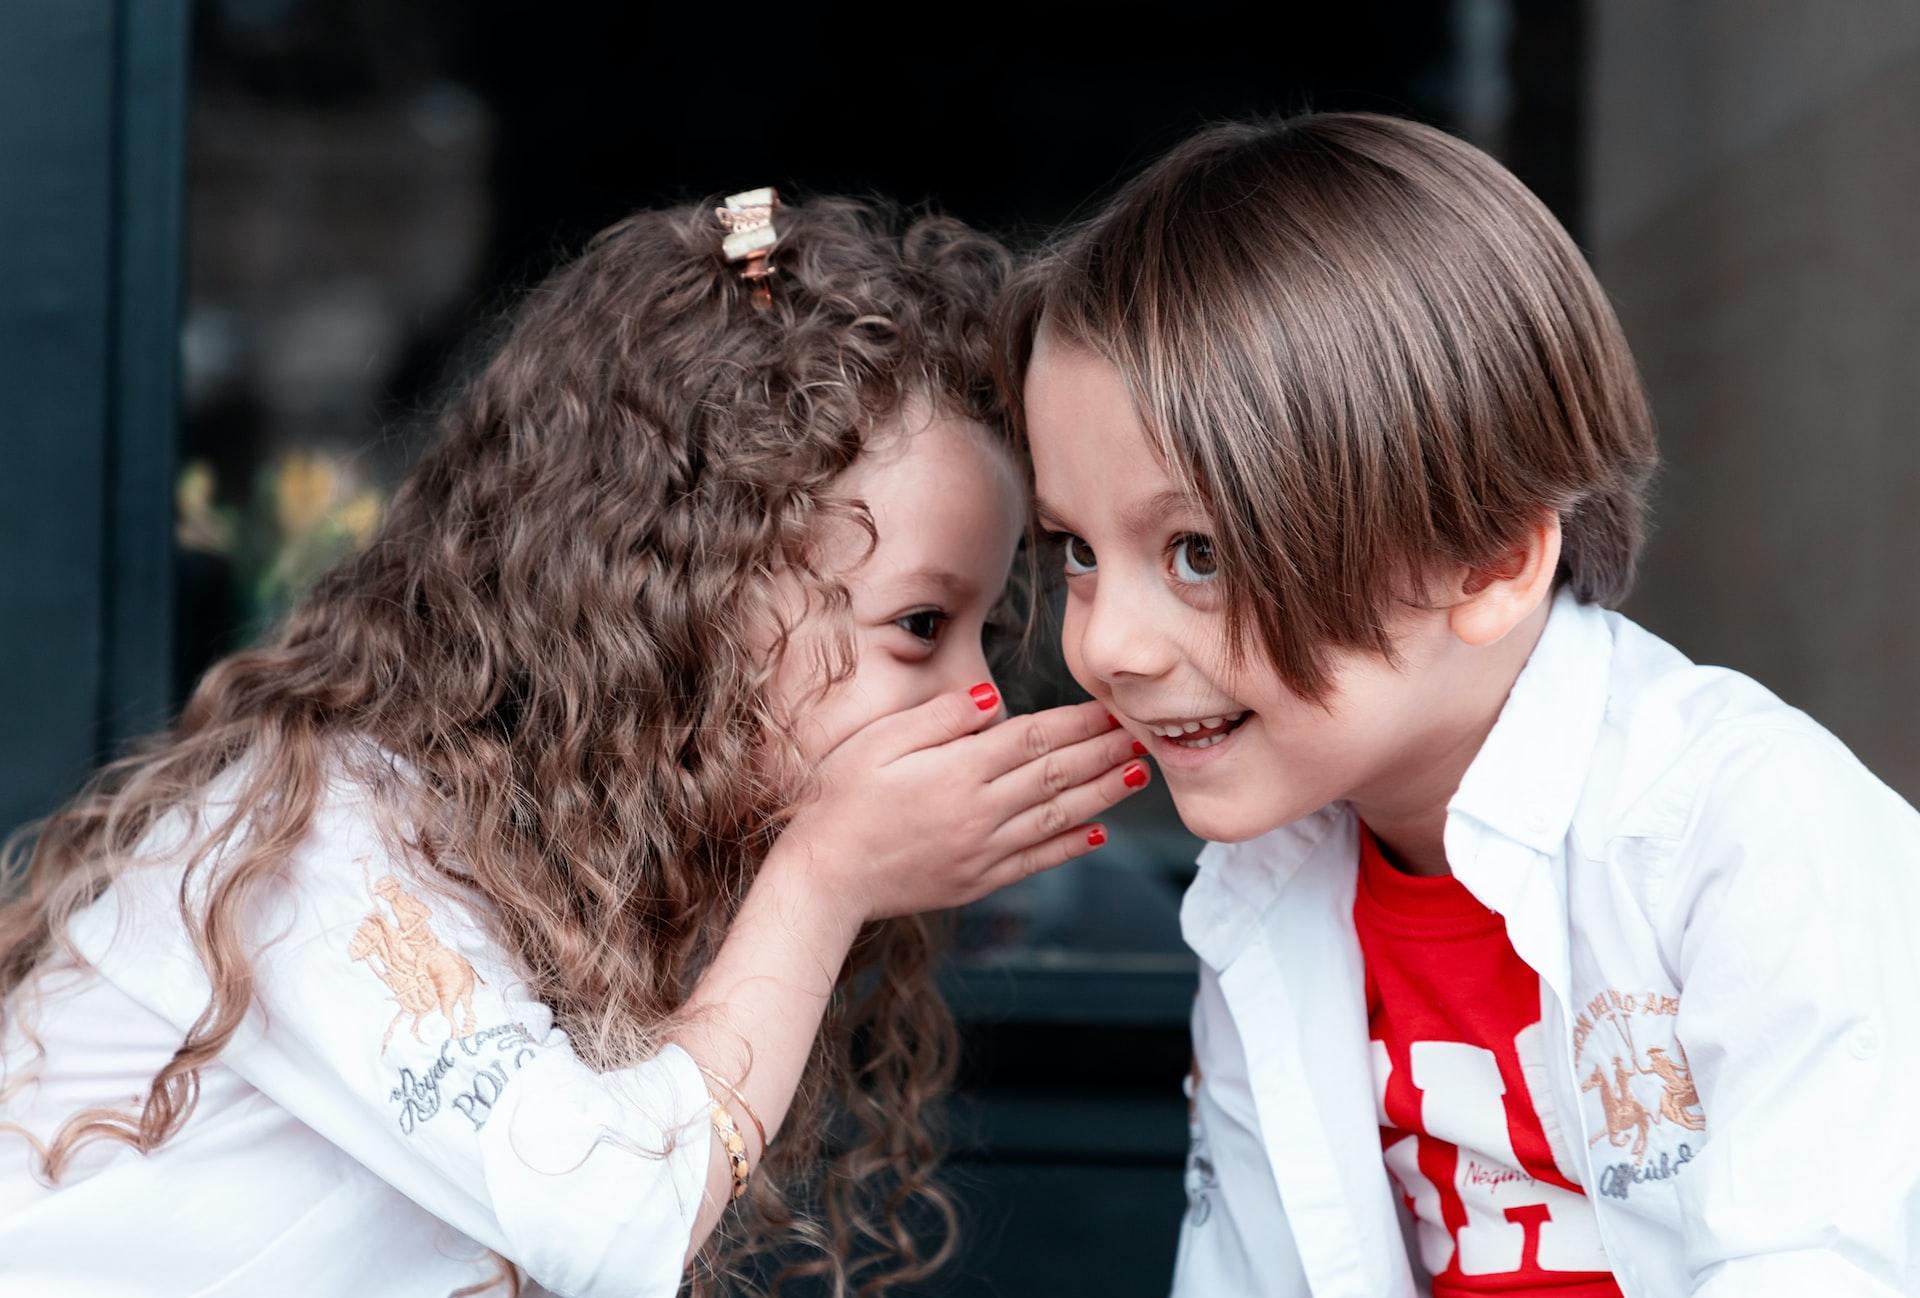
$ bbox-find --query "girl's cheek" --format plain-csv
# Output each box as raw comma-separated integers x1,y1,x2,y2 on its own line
793,661,916,759
858,659,946,728
774,644,868,763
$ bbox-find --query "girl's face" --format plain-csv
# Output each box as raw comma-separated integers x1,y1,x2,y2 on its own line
774,408,1026,762
1023,329,1468,845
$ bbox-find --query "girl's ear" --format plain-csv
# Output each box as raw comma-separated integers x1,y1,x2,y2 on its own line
1448,513,1563,648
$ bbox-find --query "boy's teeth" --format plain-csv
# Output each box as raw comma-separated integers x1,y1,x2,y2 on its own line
1142,711,1249,742
1147,712,1249,740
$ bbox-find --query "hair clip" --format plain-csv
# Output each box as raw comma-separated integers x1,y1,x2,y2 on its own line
717,186,780,310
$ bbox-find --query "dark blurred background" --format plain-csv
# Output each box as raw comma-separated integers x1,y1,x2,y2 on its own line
4,2,1918,1293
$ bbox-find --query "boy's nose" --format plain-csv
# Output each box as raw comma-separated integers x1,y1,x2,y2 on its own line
1075,580,1175,686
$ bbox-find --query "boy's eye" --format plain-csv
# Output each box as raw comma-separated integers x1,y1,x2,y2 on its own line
1059,534,1097,576
1170,534,1219,583
894,609,949,643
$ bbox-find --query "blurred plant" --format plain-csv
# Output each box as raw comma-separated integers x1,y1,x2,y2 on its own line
176,450,385,641
175,461,233,553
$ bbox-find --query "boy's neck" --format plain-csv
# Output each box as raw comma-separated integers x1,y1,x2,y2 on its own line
1353,596,1554,878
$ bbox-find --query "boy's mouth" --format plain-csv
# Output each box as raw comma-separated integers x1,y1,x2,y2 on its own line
1138,710,1250,750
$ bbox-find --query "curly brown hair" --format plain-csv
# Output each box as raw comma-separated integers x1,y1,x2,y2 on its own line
0,194,1013,1296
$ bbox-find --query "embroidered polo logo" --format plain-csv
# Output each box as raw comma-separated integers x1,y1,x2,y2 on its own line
1573,988,1707,1171
1182,1056,1216,1227
1642,1045,1706,1132
349,876,482,1054
1582,1057,1653,1161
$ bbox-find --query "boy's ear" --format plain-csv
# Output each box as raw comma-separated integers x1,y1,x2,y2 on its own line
1449,514,1563,648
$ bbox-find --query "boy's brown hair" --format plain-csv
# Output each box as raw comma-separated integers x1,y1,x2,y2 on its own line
998,112,1658,699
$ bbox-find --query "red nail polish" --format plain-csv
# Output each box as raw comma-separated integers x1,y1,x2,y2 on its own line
1123,761,1149,789
970,683,999,711
1087,825,1107,847
1106,712,1119,729
1131,739,1148,756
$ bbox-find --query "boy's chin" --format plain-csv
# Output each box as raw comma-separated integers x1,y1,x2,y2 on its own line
1167,786,1309,846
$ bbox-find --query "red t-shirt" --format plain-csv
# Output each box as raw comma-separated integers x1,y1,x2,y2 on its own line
1355,826,1621,1297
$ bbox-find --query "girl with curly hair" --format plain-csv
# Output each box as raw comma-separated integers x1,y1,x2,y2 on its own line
0,192,1149,1297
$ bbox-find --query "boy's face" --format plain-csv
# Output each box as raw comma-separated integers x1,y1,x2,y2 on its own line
1024,329,1470,844
771,408,1026,763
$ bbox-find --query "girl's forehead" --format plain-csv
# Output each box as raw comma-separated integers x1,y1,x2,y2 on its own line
849,410,1016,501
829,414,1024,584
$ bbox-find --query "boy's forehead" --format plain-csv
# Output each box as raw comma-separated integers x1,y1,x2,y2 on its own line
1026,353,1204,533
1026,323,1128,410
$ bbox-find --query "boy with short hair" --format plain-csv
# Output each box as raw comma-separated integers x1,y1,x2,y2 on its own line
1001,112,1920,1296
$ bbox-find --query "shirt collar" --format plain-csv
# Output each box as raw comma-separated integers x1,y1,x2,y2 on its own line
1441,588,1613,1002
1447,586,1614,858
1181,588,1614,972
1181,806,1345,971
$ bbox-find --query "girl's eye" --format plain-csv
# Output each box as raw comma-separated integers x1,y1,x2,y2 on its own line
895,609,949,643
1060,534,1097,576
1170,534,1219,584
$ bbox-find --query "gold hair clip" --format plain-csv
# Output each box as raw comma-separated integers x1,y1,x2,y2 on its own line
716,186,780,310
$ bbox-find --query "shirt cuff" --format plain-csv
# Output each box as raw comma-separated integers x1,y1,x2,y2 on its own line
479,1042,711,1298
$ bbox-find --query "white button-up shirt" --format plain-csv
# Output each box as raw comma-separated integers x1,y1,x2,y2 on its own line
0,762,710,1297
1171,590,1920,1298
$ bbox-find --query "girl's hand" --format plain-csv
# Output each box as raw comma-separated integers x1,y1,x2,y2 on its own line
773,685,1150,924
679,686,1145,1241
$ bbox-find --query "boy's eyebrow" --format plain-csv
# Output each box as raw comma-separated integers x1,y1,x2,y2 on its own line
1124,489,1205,534
1034,489,1201,534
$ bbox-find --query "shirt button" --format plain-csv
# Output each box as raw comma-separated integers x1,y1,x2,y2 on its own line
1850,1023,1881,1060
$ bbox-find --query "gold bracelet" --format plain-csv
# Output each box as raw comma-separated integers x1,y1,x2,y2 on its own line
698,1065,770,1153
708,1101,751,1200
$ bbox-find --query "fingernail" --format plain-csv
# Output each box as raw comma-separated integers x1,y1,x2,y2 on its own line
1123,761,1149,789
1087,825,1107,847
1130,739,1148,756
1106,712,1119,729
970,683,999,712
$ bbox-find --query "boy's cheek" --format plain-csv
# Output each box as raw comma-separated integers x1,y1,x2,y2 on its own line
1056,610,1106,703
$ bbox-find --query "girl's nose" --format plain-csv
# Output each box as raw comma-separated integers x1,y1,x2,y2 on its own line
929,645,998,713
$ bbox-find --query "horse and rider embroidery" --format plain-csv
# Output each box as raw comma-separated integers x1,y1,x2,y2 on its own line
1575,987,1706,1169
1183,1056,1217,1227
1583,1057,1652,1162
1642,1046,1705,1132
348,876,482,1054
